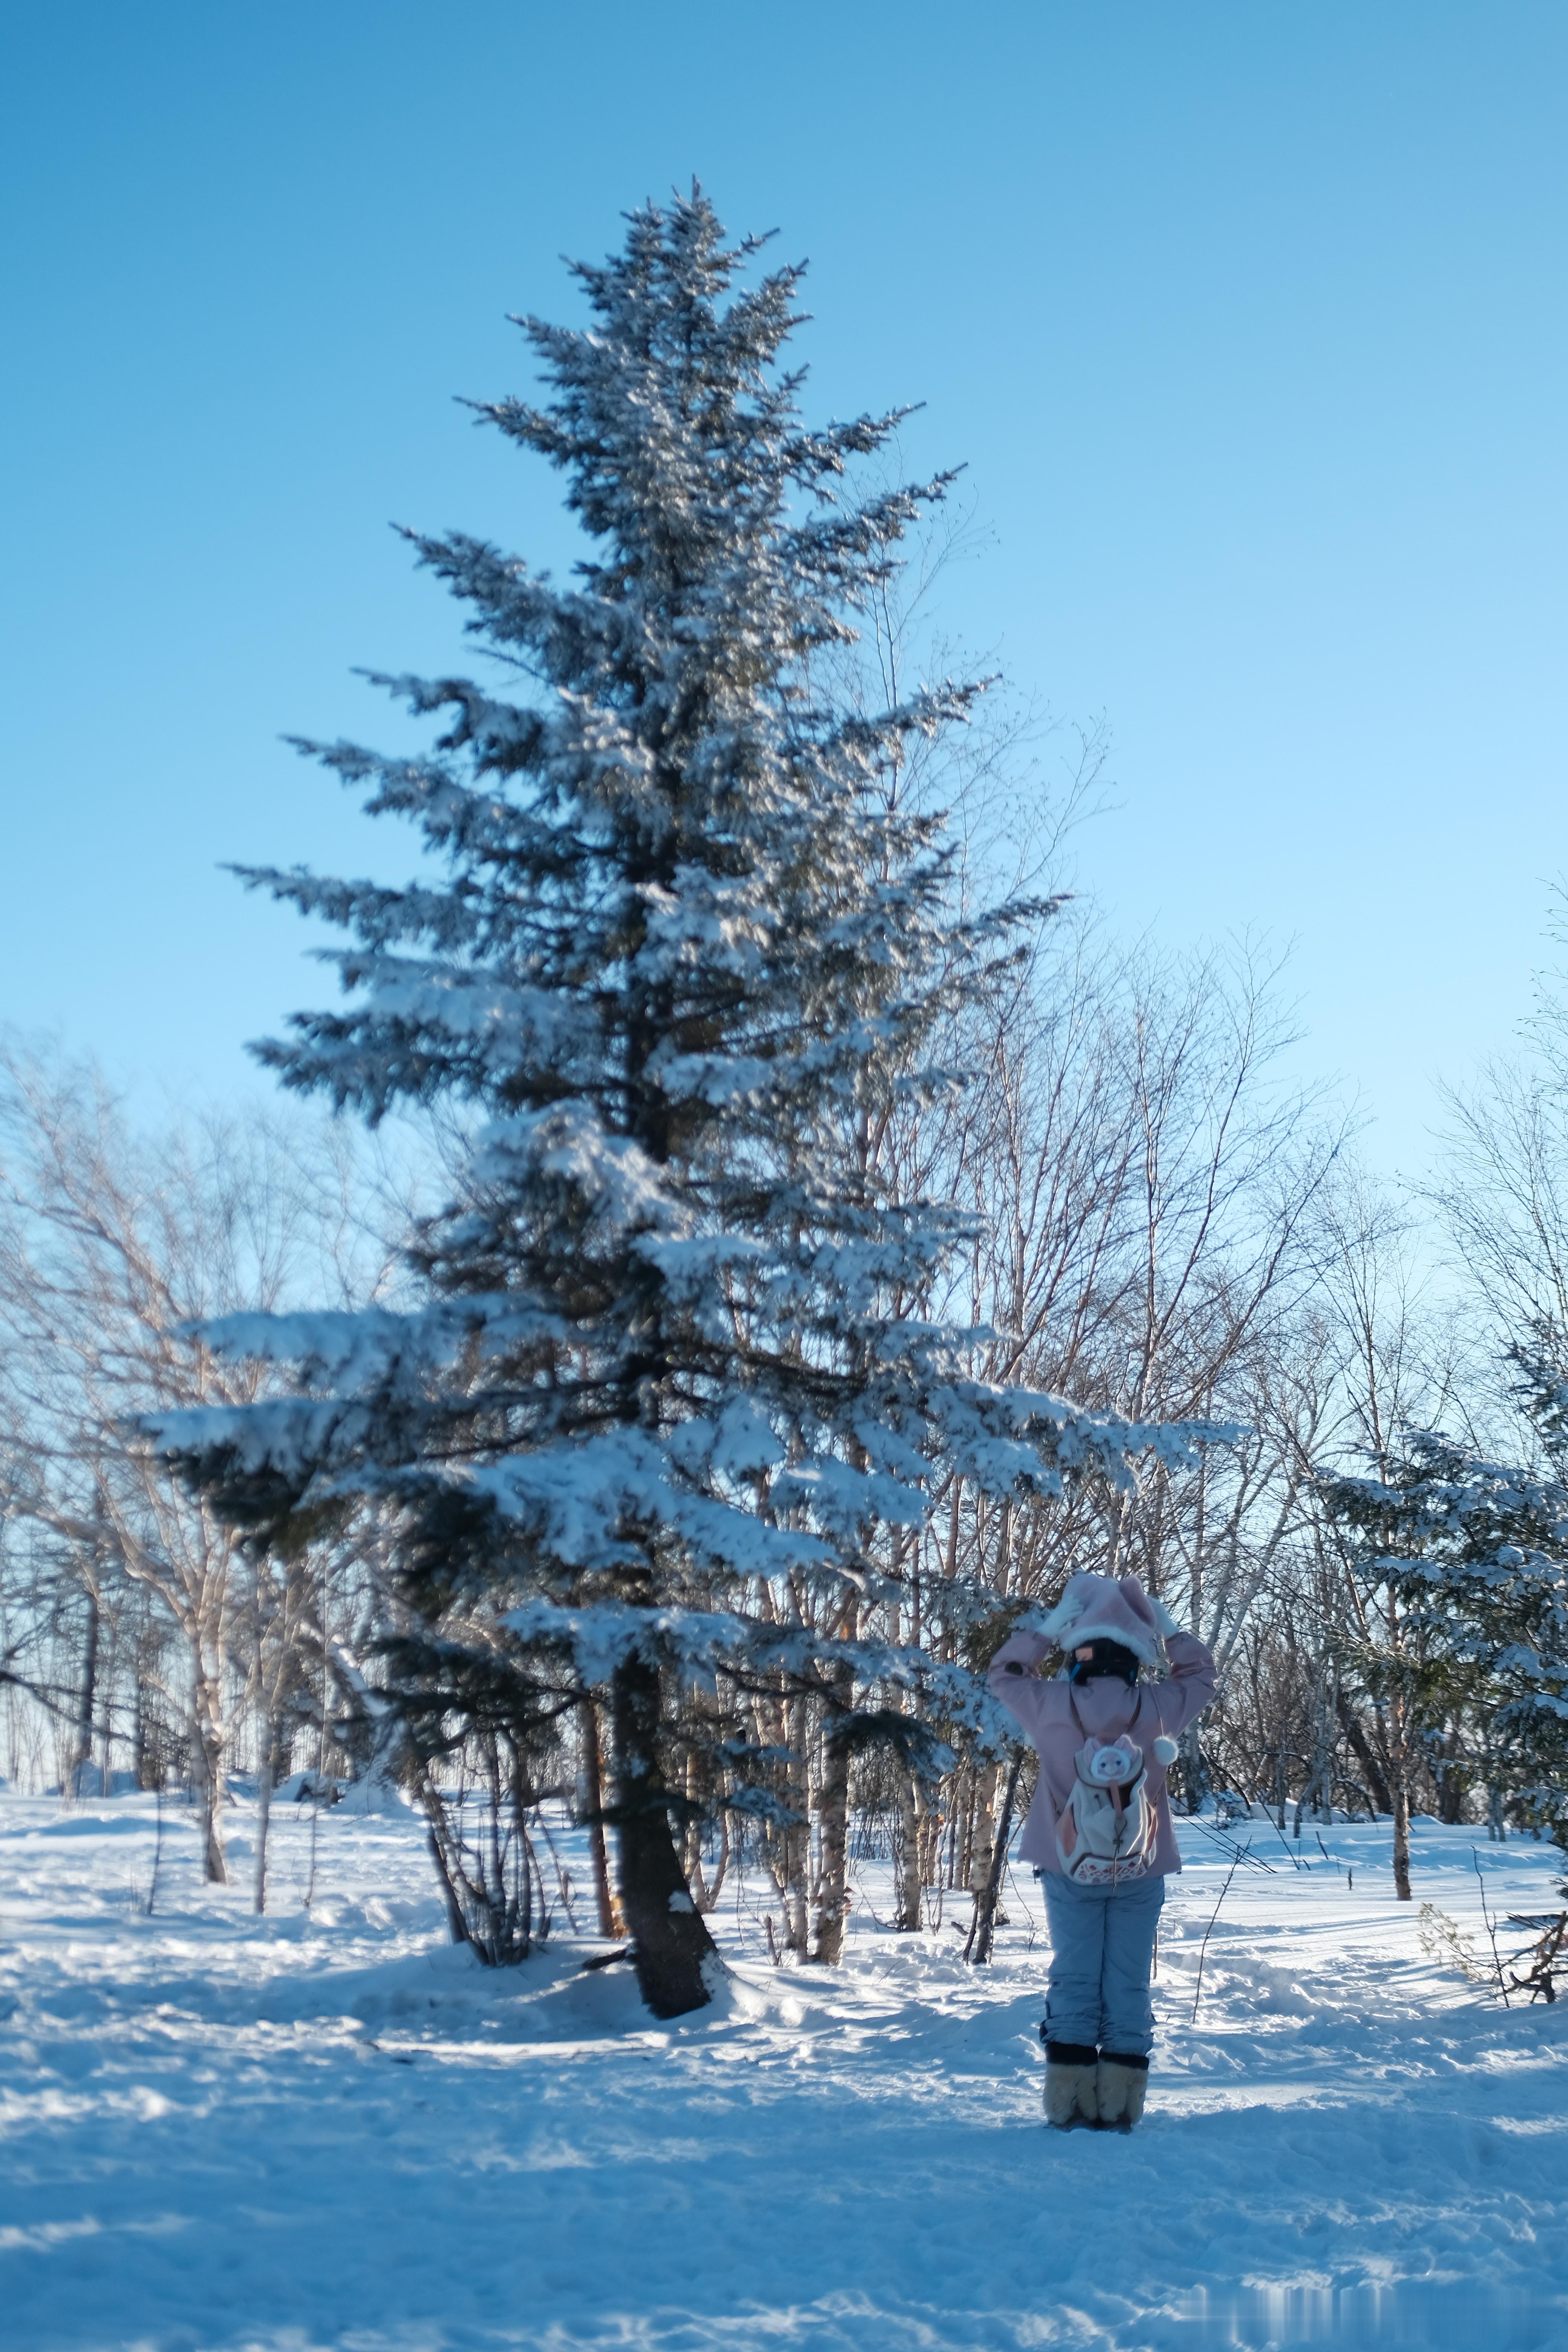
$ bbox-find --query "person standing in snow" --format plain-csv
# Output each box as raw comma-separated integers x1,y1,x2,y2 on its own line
988,1571,1217,2132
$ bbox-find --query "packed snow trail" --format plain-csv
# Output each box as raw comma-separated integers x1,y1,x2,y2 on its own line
1,1795,1565,2350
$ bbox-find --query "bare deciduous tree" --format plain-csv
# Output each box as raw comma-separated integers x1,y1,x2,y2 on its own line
0,1049,401,1879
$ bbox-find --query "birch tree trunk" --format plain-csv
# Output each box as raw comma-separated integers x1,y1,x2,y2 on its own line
810,1683,853,1964
191,1649,228,1884
964,1752,1023,1965
894,1767,923,1931
914,1774,943,1920
1389,1692,1413,1901
967,1760,1000,1895
253,1710,274,1914
781,1691,810,1952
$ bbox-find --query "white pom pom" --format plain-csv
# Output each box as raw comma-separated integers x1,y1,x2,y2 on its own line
1153,1735,1179,1766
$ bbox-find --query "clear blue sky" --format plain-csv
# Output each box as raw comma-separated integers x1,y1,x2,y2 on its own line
4,4,1565,1174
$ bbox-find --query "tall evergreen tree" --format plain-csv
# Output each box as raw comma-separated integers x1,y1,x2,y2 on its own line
1317,1355,1568,1874
156,193,1208,2015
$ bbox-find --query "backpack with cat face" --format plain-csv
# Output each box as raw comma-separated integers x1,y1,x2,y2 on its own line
1053,1701,1180,1885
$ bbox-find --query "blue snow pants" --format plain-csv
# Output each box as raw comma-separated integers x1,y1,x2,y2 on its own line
1040,1871,1165,2056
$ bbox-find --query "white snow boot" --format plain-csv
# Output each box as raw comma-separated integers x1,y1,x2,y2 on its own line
1043,2040,1100,2130
1096,2053,1149,2130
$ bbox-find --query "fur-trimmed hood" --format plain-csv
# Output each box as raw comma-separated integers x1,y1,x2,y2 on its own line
1037,1571,1180,1669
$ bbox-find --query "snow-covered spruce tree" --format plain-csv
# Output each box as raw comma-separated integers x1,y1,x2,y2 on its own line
1316,1377,1568,1878
153,192,1211,2016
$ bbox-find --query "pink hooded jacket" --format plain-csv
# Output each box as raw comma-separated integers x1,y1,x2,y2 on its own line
988,1571,1217,1877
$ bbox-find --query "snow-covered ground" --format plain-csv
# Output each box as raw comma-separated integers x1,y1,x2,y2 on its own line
2,1790,1565,2350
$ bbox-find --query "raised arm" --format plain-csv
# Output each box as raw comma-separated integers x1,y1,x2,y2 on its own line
987,1629,1063,1744
1144,1626,1217,1738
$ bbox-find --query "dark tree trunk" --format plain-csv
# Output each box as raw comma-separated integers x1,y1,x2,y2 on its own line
609,1655,718,2018
70,1588,99,1796
964,1752,1024,1965
1174,1720,1209,1816
1336,1694,1393,1815
1438,1725,1465,1824
580,1699,622,1939
427,1824,470,1945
